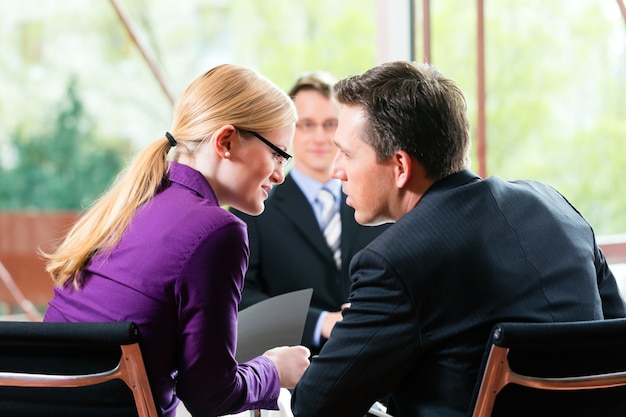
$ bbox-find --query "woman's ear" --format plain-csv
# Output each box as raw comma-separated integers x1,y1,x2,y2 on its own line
213,125,237,158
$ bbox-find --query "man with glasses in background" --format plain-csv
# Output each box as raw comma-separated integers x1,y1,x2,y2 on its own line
231,71,389,355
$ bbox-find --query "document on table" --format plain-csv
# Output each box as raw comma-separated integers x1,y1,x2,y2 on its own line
236,288,313,363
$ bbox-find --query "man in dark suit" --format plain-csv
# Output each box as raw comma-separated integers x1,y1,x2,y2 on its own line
231,71,389,355
290,61,626,417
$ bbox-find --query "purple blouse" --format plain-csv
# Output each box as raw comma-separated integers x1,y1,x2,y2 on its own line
44,162,280,417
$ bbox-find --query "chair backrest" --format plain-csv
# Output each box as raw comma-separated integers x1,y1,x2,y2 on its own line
0,321,160,417
469,318,626,417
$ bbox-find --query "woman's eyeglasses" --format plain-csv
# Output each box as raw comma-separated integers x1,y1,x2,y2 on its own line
239,129,292,169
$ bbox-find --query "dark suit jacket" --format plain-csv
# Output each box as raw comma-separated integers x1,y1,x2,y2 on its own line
291,170,626,417
230,175,389,354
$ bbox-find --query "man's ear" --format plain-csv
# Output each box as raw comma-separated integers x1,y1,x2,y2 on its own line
213,125,237,157
393,150,412,188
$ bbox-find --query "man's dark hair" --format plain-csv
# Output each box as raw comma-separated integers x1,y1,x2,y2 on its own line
334,61,470,180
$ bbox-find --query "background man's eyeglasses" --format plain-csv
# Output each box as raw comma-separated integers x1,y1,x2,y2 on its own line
296,120,338,133
238,129,293,169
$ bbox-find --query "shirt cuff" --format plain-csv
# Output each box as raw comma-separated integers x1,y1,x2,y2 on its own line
312,311,329,347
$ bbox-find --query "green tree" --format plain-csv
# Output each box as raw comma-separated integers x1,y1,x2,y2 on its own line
0,78,130,210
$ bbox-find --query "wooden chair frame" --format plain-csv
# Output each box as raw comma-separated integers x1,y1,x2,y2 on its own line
0,321,159,417
471,319,626,417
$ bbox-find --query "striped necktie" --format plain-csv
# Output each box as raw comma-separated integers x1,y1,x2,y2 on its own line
317,188,341,269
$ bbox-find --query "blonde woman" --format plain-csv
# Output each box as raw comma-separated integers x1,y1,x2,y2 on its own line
42,64,310,417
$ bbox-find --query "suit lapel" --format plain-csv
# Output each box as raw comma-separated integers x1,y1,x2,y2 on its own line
272,176,333,258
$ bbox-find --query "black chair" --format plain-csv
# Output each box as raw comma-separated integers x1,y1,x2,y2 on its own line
469,318,626,417
0,320,160,417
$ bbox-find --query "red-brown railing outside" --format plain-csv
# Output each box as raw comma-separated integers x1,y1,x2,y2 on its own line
0,212,78,319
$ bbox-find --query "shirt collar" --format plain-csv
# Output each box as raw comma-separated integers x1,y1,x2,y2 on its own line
290,166,342,205
167,161,219,205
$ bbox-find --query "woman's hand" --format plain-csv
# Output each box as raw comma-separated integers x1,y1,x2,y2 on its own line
263,345,311,388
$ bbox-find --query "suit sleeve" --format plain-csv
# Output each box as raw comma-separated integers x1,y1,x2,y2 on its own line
242,211,326,351
229,208,271,309
291,248,421,417
594,242,626,318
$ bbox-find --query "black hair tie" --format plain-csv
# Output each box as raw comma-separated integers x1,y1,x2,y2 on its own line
165,132,177,147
